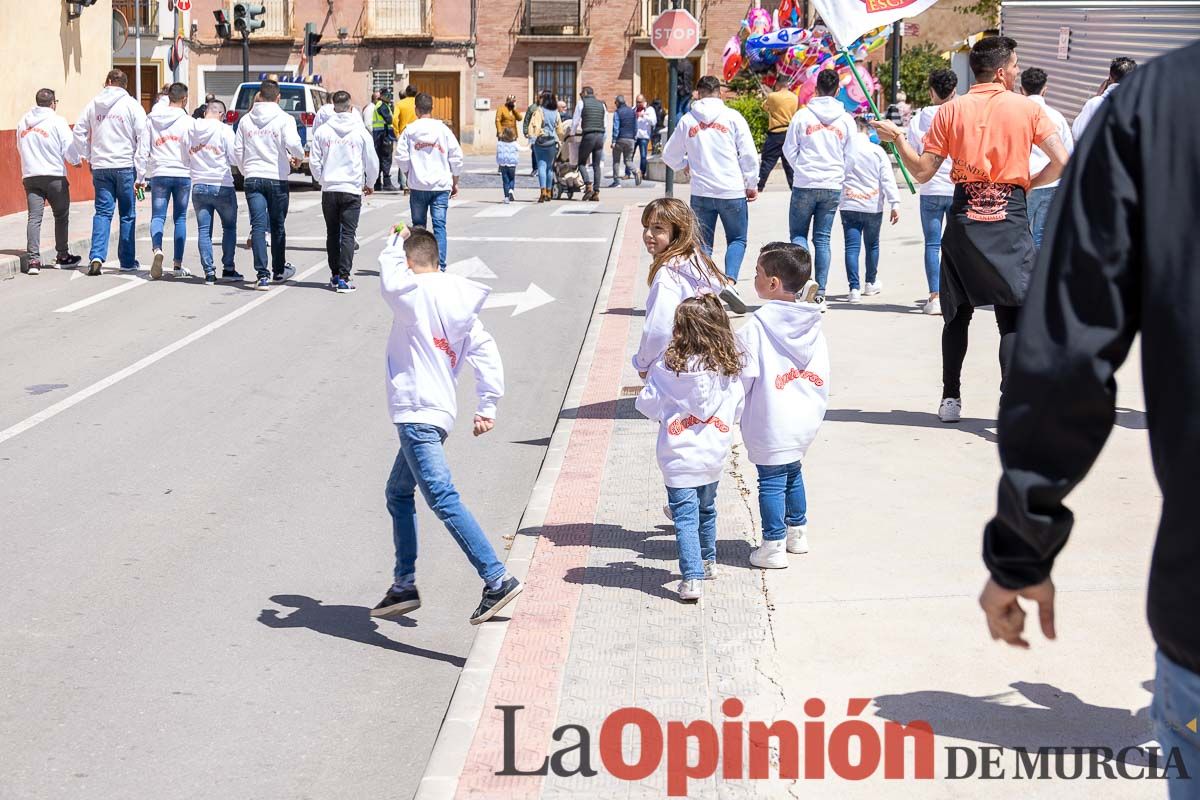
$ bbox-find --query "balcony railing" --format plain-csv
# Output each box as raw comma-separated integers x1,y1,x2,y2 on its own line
114,0,161,35
520,0,587,36
633,0,704,36
225,0,291,38
365,0,431,37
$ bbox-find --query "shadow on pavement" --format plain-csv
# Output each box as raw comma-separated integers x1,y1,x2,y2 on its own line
257,594,466,667
825,301,924,314
873,681,1155,764
602,307,646,317
825,408,998,444
558,397,639,420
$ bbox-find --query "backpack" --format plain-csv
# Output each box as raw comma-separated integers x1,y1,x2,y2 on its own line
527,106,544,139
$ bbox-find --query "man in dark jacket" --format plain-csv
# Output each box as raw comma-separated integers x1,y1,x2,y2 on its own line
371,92,395,191
572,86,607,201
608,95,639,188
978,40,1200,789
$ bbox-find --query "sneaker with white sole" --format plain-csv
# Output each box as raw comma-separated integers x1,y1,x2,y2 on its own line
863,281,882,296
335,277,357,293
172,265,192,279
470,576,523,624
87,258,103,276
848,288,862,304
815,294,827,313
150,250,164,280
749,539,789,569
719,285,749,314
255,277,271,291
663,503,674,522
938,397,962,423
786,525,809,554
27,263,40,275
370,586,421,619
703,560,718,580
272,263,296,283
924,297,942,316
678,578,703,602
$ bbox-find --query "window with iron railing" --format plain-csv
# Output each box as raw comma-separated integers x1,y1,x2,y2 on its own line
640,0,701,34
533,61,578,112
225,0,290,37
522,0,584,35
366,0,430,36
114,0,161,35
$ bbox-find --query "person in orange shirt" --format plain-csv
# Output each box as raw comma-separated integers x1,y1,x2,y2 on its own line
872,36,1069,424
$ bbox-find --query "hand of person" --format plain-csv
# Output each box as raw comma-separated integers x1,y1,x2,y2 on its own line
289,157,302,169
890,208,900,225
870,119,904,143
745,187,759,202
364,187,374,195
393,222,411,240
979,577,1057,649
451,180,460,199
638,370,648,380
473,415,494,437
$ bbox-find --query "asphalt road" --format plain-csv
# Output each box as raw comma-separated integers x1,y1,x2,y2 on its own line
0,182,617,799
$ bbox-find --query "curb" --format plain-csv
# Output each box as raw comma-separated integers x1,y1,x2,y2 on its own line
1,235,91,280
414,204,632,800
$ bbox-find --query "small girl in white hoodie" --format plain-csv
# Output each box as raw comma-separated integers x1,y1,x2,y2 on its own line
633,197,727,378
636,294,745,603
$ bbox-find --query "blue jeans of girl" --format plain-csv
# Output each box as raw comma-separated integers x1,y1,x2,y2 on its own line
756,462,807,542
666,482,718,580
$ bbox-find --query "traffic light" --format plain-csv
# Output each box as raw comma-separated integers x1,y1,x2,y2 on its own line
233,3,265,35
214,9,232,39
304,22,323,59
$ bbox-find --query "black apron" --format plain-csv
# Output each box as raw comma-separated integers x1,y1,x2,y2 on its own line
939,182,1036,322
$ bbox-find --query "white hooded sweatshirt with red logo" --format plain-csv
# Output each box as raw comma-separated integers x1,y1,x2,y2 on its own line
783,96,855,190
378,231,504,433
394,117,464,193
661,97,758,199
73,86,147,171
17,106,80,178
736,300,829,465
636,357,745,489
137,105,193,181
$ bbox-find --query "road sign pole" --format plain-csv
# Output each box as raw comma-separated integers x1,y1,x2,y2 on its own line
665,59,677,197
241,31,250,84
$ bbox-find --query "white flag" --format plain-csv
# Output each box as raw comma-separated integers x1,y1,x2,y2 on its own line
811,0,941,49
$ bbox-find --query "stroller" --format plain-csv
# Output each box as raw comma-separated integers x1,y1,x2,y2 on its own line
552,131,586,200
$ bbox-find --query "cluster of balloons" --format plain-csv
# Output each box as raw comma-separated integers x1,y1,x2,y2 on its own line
721,7,890,113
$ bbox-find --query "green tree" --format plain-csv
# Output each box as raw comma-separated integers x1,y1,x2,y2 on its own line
725,94,768,151
880,43,949,106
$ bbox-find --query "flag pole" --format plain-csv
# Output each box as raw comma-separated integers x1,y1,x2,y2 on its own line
839,47,916,193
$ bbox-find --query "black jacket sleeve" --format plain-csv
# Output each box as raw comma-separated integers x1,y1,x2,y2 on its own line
983,93,1143,589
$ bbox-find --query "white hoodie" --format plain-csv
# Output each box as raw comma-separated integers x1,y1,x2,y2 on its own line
313,102,366,134
17,106,80,178
136,104,193,181
378,231,504,432
906,105,954,197
840,132,900,214
310,112,380,195
234,101,305,181
186,118,236,187
1028,95,1073,190
662,97,758,199
394,117,464,193
782,96,854,190
736,300,829,466
73,86,147,170
636,358,745,488
633,255,722,373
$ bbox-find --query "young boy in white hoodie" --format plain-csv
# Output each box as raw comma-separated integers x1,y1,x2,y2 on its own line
17,88,82,274
637,294,745,603
783,70,855,302
310,90,380,294
372,226,523,624
137,82,195,280
740,243,830,569
839,116,900,304
186,100,242,285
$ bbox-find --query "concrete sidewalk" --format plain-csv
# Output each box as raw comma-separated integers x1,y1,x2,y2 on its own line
0,198,153,281
418,188,1163,798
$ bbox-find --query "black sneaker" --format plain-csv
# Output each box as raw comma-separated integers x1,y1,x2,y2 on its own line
469,576,523,625
719,286,749,314
221,269,246,283
204,272,217,285
55,254,82,267
370,586,421,619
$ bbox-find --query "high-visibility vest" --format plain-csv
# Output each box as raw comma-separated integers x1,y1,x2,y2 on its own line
371,102,387,131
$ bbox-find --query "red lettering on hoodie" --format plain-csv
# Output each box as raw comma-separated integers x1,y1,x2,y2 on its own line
414,139,446,154
433,336,458,368
774,368,824,390
805,123,845,140
687,121,731,137
19,126,49,139
667,414,731,436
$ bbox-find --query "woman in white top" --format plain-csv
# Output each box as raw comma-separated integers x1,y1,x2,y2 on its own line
906,68,959,316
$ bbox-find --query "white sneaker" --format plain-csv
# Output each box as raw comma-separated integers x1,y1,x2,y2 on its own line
924,297,942,316
172,264,192,279
863,281,882,296
786,525,809,554
815,294,827,314
749,539,789,569
938,397,962,423
150,249,164,280
848,288,862,304
273,263,296,283
678,578,703,602
703,560,718,580
662,503,673,522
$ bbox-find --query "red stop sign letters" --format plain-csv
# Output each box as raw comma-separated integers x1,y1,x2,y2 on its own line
650,9,701,59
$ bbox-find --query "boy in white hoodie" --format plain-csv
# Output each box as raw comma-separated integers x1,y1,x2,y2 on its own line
186,100,242,285
234,79,305,290
637,294,745,602
783,69,855,302
394,92,463,271
17,88,82,274
839,116,900,304
372,226,522,625
74,70,148,276
739,243,830,569
137,82,195,280
310,91,380,293
661,75,758,313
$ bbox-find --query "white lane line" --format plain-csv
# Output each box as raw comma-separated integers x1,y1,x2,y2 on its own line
54,275,147,313
474,205,525,218
447,236,606,243
0,227,392,448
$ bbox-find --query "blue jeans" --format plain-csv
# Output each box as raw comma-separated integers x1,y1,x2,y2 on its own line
841,210,883,291
192,184,238,275
90,167,137,267
1027,186,1056,249
666,482,718,580
385,423,505,585
690,194,749,281
637,138,649,175
532,144,557,190
756,462,807,542
410,189,450,270
243,177,290,279
150,176,191,264
499,166,516,198
919,194,953,294
1151,650,1200,796
789,187,840,291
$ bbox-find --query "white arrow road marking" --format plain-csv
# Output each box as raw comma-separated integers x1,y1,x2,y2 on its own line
482,283,555,317
474,204,525,218
55,273,147,312
447,257,498,280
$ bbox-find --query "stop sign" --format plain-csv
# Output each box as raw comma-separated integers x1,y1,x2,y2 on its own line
650,9,701,60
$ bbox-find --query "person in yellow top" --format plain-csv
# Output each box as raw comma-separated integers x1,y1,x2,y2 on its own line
757,86,798,191
392,85,419,192
494,95,523,137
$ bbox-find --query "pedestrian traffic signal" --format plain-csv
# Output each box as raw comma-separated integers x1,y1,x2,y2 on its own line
233,2,266,35
304,22,323,58
214,9,232,39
